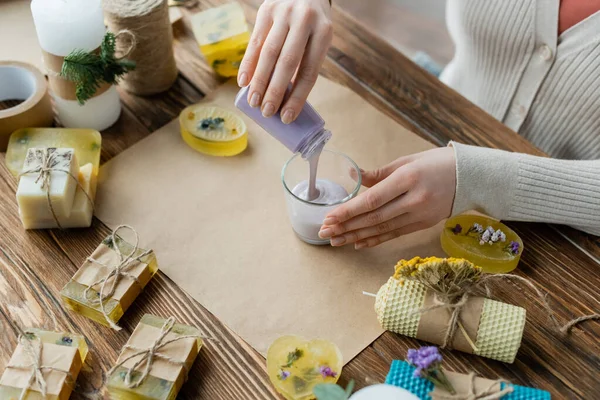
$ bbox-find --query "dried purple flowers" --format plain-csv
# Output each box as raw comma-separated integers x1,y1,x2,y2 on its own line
451,222,519,256
407,346,455,394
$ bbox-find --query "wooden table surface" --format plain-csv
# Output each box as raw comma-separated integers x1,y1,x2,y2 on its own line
1,1,599,399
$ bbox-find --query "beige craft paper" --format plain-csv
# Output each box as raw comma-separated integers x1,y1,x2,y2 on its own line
0,1,43,70
96,77,443,361
117,323,197,382
430,370,502,399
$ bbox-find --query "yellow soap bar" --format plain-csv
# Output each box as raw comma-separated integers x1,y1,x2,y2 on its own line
60,231,158,328
180,105,247,156
191,2,250,77
0,328,88,400
440,214,523,273
17,148,79,221
20,163,96,229
6,128,102,178
107,314,203,400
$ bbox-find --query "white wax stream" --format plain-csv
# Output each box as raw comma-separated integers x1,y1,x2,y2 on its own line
31,0,121,130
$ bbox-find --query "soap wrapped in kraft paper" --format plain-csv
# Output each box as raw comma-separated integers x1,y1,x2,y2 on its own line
375,257,526,363
107,314,204,400
0,328,88,400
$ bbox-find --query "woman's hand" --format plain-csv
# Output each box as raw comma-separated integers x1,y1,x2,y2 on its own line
319,147,457,248
237,0,332,124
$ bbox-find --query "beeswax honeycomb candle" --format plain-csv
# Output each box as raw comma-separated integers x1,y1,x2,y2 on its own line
20,163,96,229
17,148,79,221
60,227,158,328
190,2,250,77
107,314,203,400
0,329,88,400
375,278,526,363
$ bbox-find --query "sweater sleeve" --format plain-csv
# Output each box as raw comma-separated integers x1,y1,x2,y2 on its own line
449,142,600,236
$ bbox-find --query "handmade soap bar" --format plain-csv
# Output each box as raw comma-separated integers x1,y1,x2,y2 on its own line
107,314,203,400
17,148,79,221
60,227,158,328
179,104,247,156
267,335,343,400
385,360,550,400
441,214,523,273
6,128,102,178
0,328,88,400
190,2,250,77
375,258,526,363
20,163,96,229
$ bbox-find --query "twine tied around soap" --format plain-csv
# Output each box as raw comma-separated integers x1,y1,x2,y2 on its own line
7,325,74,400
83,225,152,331
392,257,599,352
108,317,206,388
431,373,513,400
18,148,95,230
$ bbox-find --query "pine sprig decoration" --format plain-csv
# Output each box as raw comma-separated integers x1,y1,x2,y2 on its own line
61,32,136,104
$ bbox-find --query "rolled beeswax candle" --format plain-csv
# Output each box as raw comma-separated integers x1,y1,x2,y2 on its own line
61,227,158,328
107,314,203,400
17,148,79,221
0,328,88,400
191,2,250,77
20,163,96,229
375,277,526,363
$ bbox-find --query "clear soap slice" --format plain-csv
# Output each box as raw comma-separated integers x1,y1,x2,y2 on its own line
6,128,102,178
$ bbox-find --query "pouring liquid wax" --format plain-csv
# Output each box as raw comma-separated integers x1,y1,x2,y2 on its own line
234,86,347,204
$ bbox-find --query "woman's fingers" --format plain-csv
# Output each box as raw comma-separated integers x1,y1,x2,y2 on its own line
261,24,311,118
237,5,273,87
354,221,433,249
327,213,417,246
280,24,332,123
360,156,414,187
247,21,289,108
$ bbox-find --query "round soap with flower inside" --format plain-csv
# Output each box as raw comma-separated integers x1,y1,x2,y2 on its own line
179,105,247,156
267,335,343,400
440,214,523,273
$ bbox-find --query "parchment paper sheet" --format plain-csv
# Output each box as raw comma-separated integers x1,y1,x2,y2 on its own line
0,1,43,70
96,77,444,362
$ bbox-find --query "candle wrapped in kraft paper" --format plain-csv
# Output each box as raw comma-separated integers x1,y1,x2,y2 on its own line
107,314,204,400
0,328,88,400
60,225,158,330
375,257,526,363
385,360,550,399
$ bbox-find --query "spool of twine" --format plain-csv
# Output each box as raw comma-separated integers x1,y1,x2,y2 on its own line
103,0,178,95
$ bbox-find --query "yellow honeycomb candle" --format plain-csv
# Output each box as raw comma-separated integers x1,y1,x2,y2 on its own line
107,314,203,400
6,128,101,178
190,2,250,77
267,336,343,400
60,227,158,328
0,328,88,400
441,214,523,273
180,105,247,156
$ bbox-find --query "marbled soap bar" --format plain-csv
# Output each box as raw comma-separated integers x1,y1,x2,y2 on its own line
60,232,158,328
6,128,101,178
17,148,79,221
0,329,88,400
107,314,203,400
20,163,96,229
191,2,250,77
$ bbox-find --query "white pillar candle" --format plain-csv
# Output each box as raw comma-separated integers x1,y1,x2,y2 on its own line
349,384,419,400
31,0,121,131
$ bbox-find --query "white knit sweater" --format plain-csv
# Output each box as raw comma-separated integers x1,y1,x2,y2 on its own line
440,0,600,236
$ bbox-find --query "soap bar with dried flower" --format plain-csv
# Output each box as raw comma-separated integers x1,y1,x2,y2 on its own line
60,227,158,328
17,148,79,221
107,314,203,400
0,328,88,400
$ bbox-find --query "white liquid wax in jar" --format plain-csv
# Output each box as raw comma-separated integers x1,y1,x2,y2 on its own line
31,0,121,130
289,179,349,243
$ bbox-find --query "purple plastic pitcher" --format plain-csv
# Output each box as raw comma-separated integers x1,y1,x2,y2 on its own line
234,86,331,158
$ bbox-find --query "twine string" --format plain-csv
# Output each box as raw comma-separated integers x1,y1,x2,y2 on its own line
83,225,152,331
18,149,95,229
431,373,513,400
7,325,73,400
